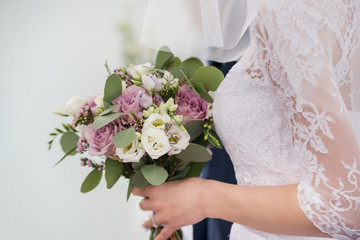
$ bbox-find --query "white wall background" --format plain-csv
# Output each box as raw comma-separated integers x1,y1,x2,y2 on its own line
0,0,153,239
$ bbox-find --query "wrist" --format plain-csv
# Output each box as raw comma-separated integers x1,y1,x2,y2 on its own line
200,179,224,219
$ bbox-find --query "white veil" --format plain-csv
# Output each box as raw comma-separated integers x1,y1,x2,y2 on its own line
141,0,265,62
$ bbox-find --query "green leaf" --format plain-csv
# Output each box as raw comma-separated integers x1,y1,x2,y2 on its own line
62,123,70,131
52,146,77,167
141,164,168,186
55,128,63,133
105,158,124,189
103,74,123,108
193,83,214,103
100,104,118,116
60,132,79,156
113,128,136,148
131,170,149,188
127,180,134,201
181,58,203,78
185,162,206,178
132,158,147,170
173,57,182,67
155,46,174,70
191,66,224,92
92,112,123,130
176,143,212,162
81,169,103,193
169,66,183,80
185,121,205,142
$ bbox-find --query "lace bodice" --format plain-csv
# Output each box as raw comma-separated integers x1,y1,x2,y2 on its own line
213,1,360,239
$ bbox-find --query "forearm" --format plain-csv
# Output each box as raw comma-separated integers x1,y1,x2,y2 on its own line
203,180,330,237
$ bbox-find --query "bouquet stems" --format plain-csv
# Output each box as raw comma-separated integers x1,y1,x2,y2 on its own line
149,227,182,240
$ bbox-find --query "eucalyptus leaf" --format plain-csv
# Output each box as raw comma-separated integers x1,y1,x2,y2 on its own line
92,112,123,130
193,83,214,103
191,66,224,92
60,132,79,156
132,158,147,170
127,180,134,201
52,146,77,167
103,74,122,108
181,58,203,78
176,143,212,162
105,158,124,189
100,104,118,116
141,164,168,186
155,46,174,70
185,121,204,142
113,128,136,148
131,170,149,188
169,66,184,80
81,169,103,193
185,162,206,178
173,57,182,67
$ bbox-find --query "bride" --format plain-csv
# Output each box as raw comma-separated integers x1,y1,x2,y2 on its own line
134,0,360,239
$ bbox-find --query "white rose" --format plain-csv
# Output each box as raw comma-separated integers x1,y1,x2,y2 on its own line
141,128,171,159
168,125,190,155
115,138,145,163
141,75,155,91
128,63,153,79
143,113,171,131
94,91,104,109
54,96,85,117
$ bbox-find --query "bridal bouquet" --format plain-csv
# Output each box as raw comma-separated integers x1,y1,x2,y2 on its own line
48,47,224,239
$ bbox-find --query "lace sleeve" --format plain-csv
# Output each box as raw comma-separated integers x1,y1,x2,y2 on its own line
259,1,360,239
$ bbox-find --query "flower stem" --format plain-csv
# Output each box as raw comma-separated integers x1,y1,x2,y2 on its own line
150,227,155,240
174,230,182,240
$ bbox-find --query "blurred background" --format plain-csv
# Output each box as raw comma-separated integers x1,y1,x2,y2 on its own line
0,0,156,239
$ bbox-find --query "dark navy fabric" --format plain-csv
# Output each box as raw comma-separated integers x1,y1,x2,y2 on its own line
193,61,237,240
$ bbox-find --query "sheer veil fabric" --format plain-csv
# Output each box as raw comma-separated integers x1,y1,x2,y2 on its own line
141,0,264,62
142,0,360,239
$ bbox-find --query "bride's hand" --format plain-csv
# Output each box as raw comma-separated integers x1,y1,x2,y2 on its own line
132,177,208,240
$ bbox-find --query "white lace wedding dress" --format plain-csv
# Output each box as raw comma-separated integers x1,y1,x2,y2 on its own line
213,1,360,239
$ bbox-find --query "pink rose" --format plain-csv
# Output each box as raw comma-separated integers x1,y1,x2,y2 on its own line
175,85,209,124
112,85,143,114
83,118,123,157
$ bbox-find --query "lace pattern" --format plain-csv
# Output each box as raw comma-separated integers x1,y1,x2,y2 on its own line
213,0,360,239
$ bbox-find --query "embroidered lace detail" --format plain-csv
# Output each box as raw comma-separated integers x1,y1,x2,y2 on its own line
214,0,360,239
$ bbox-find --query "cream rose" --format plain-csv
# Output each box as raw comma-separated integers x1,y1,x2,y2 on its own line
143,113,171,131
127,63,153,79
168,125,190,155
94,91,104,109
141,128,171,159
115,138,145,163
54,96,85,117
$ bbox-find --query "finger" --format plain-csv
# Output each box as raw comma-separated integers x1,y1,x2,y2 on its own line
139,198,153,211
142,217,153,229
154,225,176,240
132,187,148,197
143,213,165,229
133,185,159,198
